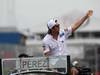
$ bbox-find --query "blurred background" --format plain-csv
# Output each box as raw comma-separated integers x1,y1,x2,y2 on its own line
0,0,100,74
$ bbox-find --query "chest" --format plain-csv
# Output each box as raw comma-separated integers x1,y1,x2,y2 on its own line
49,40,64,50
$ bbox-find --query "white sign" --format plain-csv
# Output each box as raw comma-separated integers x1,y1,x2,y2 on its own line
16,57,49,70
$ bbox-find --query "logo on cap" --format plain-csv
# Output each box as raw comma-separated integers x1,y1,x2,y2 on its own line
47,19,58,29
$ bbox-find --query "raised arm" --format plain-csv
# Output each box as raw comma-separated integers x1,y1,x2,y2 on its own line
71,10,93,32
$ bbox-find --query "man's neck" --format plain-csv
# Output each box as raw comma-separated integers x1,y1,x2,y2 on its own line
52,34,58,40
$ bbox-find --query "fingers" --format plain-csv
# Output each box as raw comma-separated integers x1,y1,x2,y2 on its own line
87,10,93,17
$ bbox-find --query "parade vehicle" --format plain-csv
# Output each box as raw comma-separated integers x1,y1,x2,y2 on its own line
0,56,71,75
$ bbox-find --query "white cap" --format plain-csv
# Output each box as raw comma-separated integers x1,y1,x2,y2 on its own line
47,19,58,29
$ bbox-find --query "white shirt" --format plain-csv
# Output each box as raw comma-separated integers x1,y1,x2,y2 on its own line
43,26,72,56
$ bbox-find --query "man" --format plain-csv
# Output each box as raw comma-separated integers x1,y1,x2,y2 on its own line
18,53,29,58
43,10,93,56
42,10,93,74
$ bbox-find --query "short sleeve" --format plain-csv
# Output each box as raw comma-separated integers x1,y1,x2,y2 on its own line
42,40,50,54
